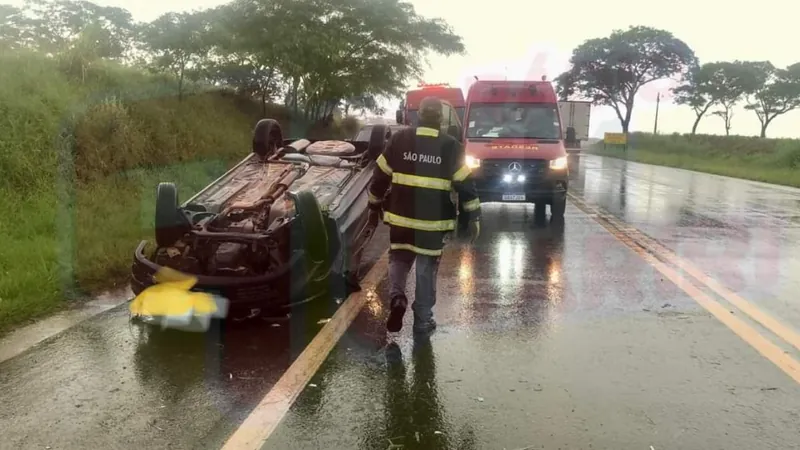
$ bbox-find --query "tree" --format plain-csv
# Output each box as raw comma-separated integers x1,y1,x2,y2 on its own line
672,63,719,135
703,61,764,136
0,4,33,50
745,61,800,137
343,95,385,116
140,11,211,100
21,0,135,58
555,25,697,133
207,0,464,122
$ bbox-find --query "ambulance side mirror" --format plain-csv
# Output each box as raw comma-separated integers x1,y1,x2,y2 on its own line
447,125,462,142
395,110,403,124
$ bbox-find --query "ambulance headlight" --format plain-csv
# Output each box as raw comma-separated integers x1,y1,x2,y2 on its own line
465,155,481,169
550,156,568,170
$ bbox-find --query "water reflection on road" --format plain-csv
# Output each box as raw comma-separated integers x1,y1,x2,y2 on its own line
569,154,800,328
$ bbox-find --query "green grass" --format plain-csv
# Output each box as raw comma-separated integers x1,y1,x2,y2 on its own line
588,132,800,188
0,51,357,333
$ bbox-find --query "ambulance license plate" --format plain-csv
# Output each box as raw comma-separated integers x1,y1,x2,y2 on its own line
502,194,526,201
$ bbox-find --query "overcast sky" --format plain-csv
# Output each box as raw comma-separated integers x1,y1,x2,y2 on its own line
11,0,799,138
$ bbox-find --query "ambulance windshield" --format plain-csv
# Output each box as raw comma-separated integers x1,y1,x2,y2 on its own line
466,103,561,139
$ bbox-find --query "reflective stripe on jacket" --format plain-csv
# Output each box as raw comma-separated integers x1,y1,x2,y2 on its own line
367,126,481,255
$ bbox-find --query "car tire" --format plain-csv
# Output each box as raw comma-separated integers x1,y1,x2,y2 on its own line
289,189,330,270
252,118,283,159
367,124,388,160
550,194,566,218
155,182,191,248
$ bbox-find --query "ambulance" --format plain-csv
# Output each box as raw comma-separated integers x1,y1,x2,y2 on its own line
395,83,465,134
460,79,569,219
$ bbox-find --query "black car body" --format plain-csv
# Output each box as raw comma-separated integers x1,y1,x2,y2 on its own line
130,119,389,320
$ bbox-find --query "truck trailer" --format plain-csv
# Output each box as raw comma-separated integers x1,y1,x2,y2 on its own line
557,100,591,151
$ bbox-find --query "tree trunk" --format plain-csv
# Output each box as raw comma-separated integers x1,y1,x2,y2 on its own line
621,101,633,134
691,115,702,135
760,123,768,138
178,66,185,102
261,91,267,116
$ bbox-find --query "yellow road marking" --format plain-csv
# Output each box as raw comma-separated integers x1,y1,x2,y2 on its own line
600,204,800,353
568,193,800,384
221,252,389,450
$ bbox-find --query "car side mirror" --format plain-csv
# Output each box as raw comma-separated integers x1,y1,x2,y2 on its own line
395,110,403,124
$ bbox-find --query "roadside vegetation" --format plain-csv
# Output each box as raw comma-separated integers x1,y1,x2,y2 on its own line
0,0,464,333
589,133,800,188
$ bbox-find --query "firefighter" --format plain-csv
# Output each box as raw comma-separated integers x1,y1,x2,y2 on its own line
367,96,481,334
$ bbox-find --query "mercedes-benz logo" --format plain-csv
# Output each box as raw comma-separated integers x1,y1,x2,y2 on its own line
508,162,522,172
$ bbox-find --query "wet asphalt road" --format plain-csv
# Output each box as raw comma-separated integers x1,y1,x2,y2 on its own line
2,154,800,449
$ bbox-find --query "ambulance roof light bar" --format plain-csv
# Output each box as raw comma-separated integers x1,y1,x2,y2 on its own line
417,82,451,89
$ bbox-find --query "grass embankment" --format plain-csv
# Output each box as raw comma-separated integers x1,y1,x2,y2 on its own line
588,132,800,188
0,51,359,333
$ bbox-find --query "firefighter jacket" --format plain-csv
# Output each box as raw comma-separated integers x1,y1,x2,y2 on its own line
367,126,481,256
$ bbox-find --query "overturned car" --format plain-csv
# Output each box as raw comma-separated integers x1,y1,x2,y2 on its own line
130,119,391,320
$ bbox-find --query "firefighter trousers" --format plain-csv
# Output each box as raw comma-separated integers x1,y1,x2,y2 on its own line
388,249,442,324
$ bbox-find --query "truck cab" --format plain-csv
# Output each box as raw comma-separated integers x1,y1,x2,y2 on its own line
396,83,466,136
461,80,569,218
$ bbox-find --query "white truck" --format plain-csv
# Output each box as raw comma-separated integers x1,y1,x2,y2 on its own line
558,101,592,151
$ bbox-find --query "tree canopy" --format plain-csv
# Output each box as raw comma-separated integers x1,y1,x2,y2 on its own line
555,26,697,133
0,0,464,120
558,25,800,137
744,61,800,137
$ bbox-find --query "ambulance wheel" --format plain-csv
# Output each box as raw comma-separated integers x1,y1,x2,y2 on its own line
550,195,566,219
457,209,470,231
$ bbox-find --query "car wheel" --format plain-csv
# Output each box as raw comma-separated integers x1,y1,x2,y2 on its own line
155,182,191,248
289,190,330,279
550,194,566,218
252,118,283,159
367,124,388,160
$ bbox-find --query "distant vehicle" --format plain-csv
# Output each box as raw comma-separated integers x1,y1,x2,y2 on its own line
458,79,569,221
558,100,592,151
130,119,390,323
395,82,465,127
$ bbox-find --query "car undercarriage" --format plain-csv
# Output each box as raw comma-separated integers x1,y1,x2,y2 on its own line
130,119,391,320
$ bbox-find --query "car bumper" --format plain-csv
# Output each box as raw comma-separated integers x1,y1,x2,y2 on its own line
473,171,568,203
130,241,329,313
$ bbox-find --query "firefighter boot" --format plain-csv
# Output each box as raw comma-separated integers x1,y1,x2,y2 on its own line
386,294,408,332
